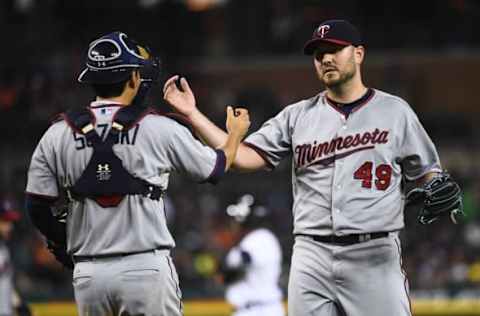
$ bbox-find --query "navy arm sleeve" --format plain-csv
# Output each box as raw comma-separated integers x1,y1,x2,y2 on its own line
25,194,66,245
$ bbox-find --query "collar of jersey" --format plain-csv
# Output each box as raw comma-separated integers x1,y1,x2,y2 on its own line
325,88,375,117
90,100,125,108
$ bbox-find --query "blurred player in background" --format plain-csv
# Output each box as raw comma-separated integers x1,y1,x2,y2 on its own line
218,194,284,316
0,197,31,316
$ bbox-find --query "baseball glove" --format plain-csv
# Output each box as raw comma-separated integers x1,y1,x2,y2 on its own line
406,171,464,225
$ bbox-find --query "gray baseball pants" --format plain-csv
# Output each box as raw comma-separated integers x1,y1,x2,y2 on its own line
72,249,182,316
288,233,412,316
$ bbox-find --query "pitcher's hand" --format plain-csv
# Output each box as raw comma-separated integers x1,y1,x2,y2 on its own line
163,75,197,117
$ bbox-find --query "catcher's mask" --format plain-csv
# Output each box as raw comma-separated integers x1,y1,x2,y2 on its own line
226,194,270,229
78,31,161,86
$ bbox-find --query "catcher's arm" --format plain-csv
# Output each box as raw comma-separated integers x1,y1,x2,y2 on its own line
25,194,73,269
25,194,65,244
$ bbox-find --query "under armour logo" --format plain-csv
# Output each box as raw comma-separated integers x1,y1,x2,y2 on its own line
96,163,111,181
316,25,330,38
98,164,110,171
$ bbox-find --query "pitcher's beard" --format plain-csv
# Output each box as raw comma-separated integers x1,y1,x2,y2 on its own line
322,68,356,89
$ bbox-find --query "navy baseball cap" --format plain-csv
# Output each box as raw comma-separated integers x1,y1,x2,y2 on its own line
78,32,151,84
304,19,363,55
0,198,20,222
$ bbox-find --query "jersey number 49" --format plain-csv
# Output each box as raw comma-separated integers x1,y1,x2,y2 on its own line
353,161,392,190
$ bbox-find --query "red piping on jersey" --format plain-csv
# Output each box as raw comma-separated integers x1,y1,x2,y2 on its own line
324,89,376,117
394,237,413,316
243,142,275,170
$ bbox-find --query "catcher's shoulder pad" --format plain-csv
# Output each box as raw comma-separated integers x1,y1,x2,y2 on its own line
111,105,154,131
62,108,96,134
49,112,67,125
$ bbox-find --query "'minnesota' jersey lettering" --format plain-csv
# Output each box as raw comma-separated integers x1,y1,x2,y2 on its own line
245,89,441,236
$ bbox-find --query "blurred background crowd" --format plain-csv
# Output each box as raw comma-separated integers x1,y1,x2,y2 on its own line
1,0,480,303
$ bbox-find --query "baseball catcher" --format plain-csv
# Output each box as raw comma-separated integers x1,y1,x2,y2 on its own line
26,30,250,316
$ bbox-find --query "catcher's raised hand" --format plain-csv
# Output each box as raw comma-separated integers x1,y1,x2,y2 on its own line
226,106,250,139
163,75,197,117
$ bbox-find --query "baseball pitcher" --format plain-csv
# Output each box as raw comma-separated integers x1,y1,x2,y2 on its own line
163,19,463,316
25,31,250,316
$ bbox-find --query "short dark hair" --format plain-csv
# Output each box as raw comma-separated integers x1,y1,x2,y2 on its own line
91,79,129,98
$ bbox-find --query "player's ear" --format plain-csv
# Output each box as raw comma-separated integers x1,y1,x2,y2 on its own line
354,45,365,65
127,70,140,89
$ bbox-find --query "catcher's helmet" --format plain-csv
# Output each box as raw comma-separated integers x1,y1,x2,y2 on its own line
226,194,270,228
78,31,160,85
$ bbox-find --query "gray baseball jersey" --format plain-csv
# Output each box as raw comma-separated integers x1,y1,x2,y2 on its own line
245,89,441,236
245,89,440,316
26,100,224,256
0,242,13,316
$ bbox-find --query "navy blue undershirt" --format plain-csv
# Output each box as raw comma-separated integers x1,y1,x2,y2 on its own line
326,88,373,117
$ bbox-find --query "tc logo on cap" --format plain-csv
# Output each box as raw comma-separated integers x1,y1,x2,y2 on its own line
316,25,331,38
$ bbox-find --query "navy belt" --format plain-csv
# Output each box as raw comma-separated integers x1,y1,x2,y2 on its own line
297,232,389,246
72,246,170,263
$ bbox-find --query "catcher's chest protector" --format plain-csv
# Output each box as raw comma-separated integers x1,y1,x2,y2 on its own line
63,106,163,207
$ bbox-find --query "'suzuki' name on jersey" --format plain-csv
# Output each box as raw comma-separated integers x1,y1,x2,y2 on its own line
295,128,389,168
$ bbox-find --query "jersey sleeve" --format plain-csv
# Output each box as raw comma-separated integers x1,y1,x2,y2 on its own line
398,105,442,180
244,106,295,169
167,122,225,183
25,126,60,198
